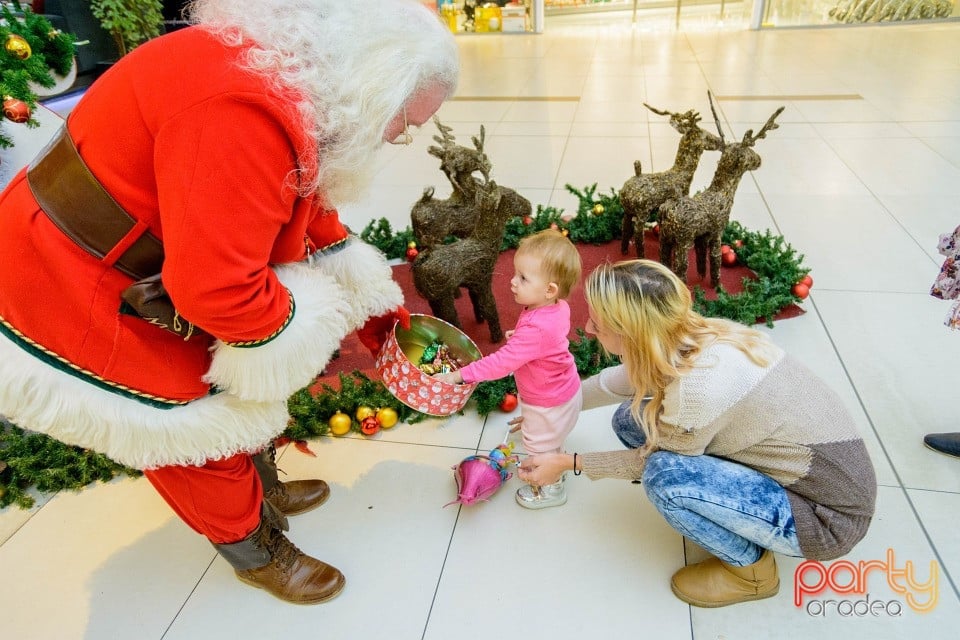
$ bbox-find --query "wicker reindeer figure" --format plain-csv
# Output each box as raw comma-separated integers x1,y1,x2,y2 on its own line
658,94,784,287
410,118,532,343
619,104,723,257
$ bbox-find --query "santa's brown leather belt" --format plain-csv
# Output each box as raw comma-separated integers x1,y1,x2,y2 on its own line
26,127,164,281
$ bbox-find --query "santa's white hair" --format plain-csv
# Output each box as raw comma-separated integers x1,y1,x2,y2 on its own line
186,0,459,204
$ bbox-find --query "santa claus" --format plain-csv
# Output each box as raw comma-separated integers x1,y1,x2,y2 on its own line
0,0,458,605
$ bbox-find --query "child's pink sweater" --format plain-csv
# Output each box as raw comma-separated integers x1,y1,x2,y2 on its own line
458,300,580,407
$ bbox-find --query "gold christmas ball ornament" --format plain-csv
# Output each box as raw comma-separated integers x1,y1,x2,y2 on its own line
355,405,376,421
328,411,352,436
376,407,399,429
592,203,605,215
5,34,32,60
407,241,417,249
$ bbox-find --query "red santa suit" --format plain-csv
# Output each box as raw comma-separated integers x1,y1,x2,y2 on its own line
0,27,402,540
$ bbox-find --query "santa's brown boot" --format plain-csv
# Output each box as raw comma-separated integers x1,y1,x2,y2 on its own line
215,519,345,605
670,549,779,608
254,442,330,516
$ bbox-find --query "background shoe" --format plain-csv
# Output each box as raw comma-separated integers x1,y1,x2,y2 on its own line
516,480,567,509
923,432,960,458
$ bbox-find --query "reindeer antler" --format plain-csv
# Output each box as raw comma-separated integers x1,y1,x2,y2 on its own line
742,106,785,147
431,116,457,146
643,103,670,117
471,124,486,155
707,91,726,147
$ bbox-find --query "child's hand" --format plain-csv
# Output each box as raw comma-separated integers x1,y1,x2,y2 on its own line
507,415,523,433
433,371,463,385
504,329,515,340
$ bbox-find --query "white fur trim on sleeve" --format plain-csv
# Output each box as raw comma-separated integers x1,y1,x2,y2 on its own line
203,263,351,403
309,237,404,331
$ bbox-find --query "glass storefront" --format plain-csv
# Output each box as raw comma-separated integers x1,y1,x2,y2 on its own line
429,0,545,33
761,0,958,26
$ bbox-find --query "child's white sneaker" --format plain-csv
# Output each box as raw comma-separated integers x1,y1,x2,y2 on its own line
515,479,567,509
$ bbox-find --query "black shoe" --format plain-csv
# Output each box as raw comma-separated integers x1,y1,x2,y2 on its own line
923,432,960,458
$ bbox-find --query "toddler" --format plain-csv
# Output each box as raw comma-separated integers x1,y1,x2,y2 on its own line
435,229,582,508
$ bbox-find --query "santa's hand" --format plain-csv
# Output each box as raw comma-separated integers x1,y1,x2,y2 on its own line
357,306,411,356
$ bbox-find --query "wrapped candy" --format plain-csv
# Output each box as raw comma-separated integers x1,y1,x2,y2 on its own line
417,339,466,375
444,439,518,507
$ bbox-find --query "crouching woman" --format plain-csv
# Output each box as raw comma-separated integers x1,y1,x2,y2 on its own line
518,259,877,608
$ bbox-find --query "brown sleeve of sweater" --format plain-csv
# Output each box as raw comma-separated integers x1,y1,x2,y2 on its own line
580,447,649,481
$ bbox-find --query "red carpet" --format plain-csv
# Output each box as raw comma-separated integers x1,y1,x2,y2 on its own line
319,235,802,384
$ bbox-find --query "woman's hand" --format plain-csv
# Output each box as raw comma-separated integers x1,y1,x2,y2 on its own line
518,452,571,486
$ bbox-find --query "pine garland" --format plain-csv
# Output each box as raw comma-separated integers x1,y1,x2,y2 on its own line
0,421,136,509
0,1,77,148
0,185,807,508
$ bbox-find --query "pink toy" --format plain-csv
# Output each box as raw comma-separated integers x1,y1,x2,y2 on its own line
444,436,519,507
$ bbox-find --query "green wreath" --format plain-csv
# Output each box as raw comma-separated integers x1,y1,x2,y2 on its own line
0,185,808,509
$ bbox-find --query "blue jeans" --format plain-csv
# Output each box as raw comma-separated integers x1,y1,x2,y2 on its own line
613,403,803,566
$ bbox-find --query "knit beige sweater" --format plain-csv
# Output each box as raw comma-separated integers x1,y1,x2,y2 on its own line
579,341,877,561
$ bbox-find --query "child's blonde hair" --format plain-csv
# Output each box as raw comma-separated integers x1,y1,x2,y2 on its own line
517,229,582,299
584,259,775,451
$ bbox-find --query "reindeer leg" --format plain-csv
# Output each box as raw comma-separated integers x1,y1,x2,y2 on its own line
430,291,462,330
694,236,708,280
709,237,722,289
635,211,647,259
467,287,484,324
659,233,672,270
471,280,503,343
675,240,691,283
620,208,633,256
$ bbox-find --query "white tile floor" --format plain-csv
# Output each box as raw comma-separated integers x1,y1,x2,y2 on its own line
2,12,960,640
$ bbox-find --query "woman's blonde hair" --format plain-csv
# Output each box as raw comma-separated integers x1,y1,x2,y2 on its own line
585,259,775,450
187,0,459,205
517,229,582,299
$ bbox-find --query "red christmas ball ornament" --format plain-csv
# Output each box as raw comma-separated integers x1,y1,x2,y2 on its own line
800,274,813,288
734,239,744,248
792,283,810,299
522,216,533,226
651,222,659,236
721,244,732,255
721,250,737,266
2,97,30,123
498,393,518,412
405,247,419,261
360,415,381,436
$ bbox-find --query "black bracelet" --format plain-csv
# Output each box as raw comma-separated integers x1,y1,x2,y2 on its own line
573,452,582,476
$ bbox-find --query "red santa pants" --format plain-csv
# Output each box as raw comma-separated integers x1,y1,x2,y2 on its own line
144,453,263,544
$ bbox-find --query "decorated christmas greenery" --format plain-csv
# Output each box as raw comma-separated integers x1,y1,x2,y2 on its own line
0,1,77,148
0,185,808,509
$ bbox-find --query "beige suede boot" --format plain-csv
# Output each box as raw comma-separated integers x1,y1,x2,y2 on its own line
670,549,779,607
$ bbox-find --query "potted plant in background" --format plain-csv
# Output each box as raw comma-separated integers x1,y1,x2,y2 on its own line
89,0,163,60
